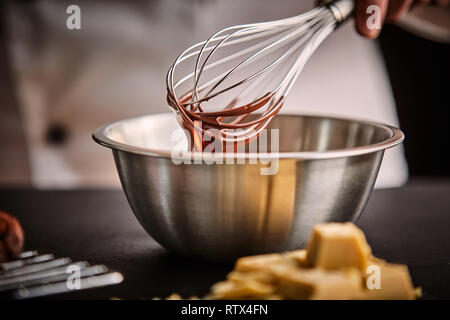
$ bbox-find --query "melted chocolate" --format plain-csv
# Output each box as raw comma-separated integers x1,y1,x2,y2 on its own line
167,90,284,152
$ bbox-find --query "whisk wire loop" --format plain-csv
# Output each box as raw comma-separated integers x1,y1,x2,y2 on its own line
167,0,354,147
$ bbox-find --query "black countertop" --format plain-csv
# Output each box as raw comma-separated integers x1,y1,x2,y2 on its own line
0,178,449,300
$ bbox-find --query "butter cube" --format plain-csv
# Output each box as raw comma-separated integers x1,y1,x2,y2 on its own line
227,270,275,285
306,223,371,270
235,253,285,272
282,249,308,267
360,261,418,300
272,265,362,300
235,252,301,272
203,223,418,301
210,277,275,299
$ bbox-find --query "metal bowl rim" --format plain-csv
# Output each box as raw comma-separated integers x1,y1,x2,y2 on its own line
92,112,404,160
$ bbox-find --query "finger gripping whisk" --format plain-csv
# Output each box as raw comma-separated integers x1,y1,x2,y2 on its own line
167,0,354,150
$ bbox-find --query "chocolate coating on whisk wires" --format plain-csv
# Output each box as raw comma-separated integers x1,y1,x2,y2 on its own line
166,0,354,148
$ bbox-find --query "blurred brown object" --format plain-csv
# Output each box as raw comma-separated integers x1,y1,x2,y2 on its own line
0,211,24,262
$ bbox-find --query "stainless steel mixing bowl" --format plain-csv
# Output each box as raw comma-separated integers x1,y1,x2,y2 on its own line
93,113,404,262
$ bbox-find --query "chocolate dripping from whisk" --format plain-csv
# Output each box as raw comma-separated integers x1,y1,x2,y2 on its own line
167,90,284,153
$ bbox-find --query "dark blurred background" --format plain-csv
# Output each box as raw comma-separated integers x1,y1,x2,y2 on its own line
379,24,450,176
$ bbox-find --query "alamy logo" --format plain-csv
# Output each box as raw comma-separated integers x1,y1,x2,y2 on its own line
366,5,381,30
170,126,280,176
66,264,81,290
66,5,81,30
366,265,381,290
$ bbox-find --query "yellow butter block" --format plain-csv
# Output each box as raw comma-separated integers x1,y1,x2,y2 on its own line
227,270,275,285
282,249,308,267
306,223,371,270
235,253,285,272
272,265,362,300
359,261,418,300
235,251,303,272
174,223,419,301
210,277,275,299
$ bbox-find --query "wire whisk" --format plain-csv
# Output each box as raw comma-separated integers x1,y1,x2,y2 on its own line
167,0,354,150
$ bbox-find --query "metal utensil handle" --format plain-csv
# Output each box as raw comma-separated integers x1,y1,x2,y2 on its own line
13,272,124,299
327,0,355,24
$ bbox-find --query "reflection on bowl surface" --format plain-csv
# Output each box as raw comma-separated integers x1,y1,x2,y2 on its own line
93,113,404,262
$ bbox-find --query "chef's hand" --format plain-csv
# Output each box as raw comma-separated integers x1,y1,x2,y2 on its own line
355,0,448,39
